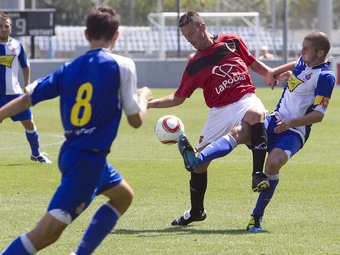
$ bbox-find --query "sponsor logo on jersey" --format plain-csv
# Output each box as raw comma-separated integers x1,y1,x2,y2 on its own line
65,127,97,137
212,63,246,94
304,73,312,80
225,40,236,53
0,55,15,68
287,74,303,91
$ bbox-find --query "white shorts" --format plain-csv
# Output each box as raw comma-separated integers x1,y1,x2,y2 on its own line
197,93,266,149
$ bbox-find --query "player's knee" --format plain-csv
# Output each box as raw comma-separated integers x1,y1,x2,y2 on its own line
265,157,286,174
244,108,265,125
49,209,72,225
229,124,251,144
108,184,134,215
125,187,134,207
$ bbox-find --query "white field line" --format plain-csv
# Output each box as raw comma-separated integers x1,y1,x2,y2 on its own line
0,131,64,151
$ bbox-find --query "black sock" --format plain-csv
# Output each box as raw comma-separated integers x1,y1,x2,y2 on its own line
189,171,207,217
251,123,267,176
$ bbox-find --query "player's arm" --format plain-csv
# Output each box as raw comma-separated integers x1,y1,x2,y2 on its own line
248,59,279,89
265,61,296,89
22,66,30,86
127,86,152,128
274,110,324,134
0,93,31,121
249,59,271,77
148,93,186,108
270,61,296,78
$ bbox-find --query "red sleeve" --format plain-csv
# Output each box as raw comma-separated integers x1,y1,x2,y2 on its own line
174,64,197,98
219,33,256,66
234,34,256,66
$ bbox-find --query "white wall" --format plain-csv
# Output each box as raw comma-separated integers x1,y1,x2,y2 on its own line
26,59,284,89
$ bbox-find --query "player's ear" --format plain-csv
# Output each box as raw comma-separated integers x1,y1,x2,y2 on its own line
84,29,90,41
318,49,325,58
113,30,119,41
199,23,206,32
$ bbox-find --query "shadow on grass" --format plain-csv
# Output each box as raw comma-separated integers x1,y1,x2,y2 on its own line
113,227,268,237
0,163,28,167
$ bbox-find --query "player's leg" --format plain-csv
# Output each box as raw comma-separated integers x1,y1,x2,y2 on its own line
247,128,302,232
171,166,208,226
242,107,269,192
2,213,68,254
246,148,284,233
173,133,211,226
73,163,133,255
21,119,39,156
173,100,252,226
178,123,251,172
15,108,51,164
174,136,231,226
173,134,215,226
1,146,96,253
198,123,251,167
174,123,253,226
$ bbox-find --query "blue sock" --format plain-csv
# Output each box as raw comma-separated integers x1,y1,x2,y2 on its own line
2,234,36,255
252,174,279,217
198,134,237,165
75,203,120,255
25,130,40,156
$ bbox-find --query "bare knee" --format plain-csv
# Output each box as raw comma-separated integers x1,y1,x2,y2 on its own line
265,149,288,175
243,108,265,125
21,119,36,131
228,123,251,144
102,180,134,215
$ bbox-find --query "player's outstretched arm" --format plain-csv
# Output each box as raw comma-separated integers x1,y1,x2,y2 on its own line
263,61,296,89
0,94,31,122
249,59,277,89
249,59,271,77
127,87,152,128
148,93,186,109
274,110,324,134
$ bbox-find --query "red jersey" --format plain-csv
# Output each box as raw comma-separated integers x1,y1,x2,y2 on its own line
175,33,257,108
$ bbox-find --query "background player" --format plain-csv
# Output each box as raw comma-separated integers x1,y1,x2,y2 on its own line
148,11,272,226
0,12,51,163
178,31,335,232
1,5,152,254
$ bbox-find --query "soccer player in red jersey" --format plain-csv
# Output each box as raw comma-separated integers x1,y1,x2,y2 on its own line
148,11,273,226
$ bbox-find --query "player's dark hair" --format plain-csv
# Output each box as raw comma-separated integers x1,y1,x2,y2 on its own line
86,5,120,41
304,31,331,55
178,11,204,28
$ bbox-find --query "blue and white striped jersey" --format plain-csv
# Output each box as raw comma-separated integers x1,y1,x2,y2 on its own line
274,56,335,143
0,37,29,95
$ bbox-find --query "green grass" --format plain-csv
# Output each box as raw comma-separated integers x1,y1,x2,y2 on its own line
0,88,339,255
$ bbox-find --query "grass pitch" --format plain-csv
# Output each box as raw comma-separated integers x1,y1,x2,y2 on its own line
0,88,339,255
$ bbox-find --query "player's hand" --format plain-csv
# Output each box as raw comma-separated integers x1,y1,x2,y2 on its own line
264,69,277,90
274,119,290,134
276,71,292,83
138,87,153,102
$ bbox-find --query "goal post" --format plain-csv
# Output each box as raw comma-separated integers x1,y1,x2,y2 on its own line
147,12,260,60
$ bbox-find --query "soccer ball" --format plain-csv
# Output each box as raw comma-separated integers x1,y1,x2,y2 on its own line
155,115,185,144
